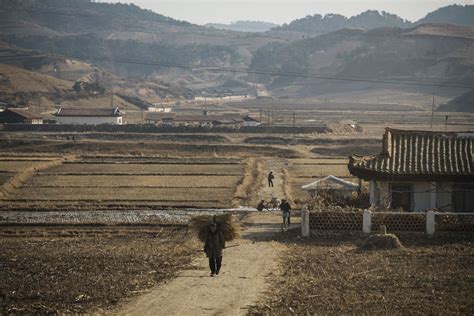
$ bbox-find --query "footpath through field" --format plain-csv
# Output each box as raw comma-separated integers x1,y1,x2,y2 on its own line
114,212,286,316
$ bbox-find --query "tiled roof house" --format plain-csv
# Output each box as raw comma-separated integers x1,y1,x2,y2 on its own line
348,128,473,212
54,107,124,125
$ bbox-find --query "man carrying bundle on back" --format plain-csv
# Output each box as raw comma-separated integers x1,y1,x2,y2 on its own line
204,222,225,277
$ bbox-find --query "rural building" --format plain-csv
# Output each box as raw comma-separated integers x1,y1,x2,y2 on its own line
0,108,43,124
148,105,172,113
242,115,260,127
301,175,359,199
349,128,474,212
54,107,124,125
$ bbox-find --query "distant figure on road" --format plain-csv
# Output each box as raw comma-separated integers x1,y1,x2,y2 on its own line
268,171,274,187
257,199,265,212
280,199,292,226
204,222,225,277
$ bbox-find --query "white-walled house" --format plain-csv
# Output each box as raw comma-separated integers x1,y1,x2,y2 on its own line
242,115,259,127
349,128,473,212
54,107,124,125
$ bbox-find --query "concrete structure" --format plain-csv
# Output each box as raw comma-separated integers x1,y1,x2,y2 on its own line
54,107,123,125
349,128,474,212
0,108,43,124
148,106,172,113
301,175,359,199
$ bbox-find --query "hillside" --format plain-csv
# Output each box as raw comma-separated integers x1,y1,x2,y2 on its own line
417,4,474,27
0,64,72,94
272,10,411,35
251,25,474,96
270,5,474,37
437,89,474,112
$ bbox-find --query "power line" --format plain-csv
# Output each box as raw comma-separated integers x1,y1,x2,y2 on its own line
0,53,472,89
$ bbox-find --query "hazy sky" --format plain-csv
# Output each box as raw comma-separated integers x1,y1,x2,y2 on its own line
105,0,474,24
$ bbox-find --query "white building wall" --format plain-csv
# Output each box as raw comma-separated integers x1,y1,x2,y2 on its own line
413,182,432,212
436,182,452,211
243,121,258,127
56,116,123,125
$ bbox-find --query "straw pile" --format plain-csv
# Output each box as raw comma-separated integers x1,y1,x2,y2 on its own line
361,233,403,250
190,213,240,242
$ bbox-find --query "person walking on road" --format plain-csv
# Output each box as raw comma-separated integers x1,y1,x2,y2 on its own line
267,171,274,187
280,199,292,226
204,222,226,277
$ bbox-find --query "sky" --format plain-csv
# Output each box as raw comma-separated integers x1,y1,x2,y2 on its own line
104,0,474,25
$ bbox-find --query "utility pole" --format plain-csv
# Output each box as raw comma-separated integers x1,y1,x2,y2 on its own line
430,93,435,129
292,112,296,139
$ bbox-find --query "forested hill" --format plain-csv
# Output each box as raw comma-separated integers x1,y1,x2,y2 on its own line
417,5,474,27
273,10,411,35
271,5,474,35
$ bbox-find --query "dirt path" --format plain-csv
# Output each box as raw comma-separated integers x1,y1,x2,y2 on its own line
113,212,285,316
256,158,287,203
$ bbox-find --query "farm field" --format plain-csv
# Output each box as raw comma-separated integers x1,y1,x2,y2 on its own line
1,157,247,209
0,226,198,314
252,232,474,315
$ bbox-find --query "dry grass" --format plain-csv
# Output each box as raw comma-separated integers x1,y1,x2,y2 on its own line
251,233,474,314
42,163,244,175
233,158,265,207
11,187,235,202
27,175,240,188
0,226,199,314
0,161,52,173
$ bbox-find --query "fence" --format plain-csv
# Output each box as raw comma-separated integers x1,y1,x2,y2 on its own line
301,210,474,237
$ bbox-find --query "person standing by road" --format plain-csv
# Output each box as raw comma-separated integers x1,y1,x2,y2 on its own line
280,199,292,225
204,222,225,277
268,171,274,187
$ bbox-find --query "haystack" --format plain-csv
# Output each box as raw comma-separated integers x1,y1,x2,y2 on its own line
361,233,403,250
190,213,240,242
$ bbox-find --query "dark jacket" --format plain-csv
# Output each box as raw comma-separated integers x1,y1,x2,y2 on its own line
204,229,225,258
268,173,274,181
280,201,291,213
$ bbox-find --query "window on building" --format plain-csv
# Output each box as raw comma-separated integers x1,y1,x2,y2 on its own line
391,183,413,212
452,183,474,212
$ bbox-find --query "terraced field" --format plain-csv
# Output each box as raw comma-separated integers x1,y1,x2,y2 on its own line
2,157,247,209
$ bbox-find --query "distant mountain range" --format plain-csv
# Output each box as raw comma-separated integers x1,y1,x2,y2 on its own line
0,0,473,111
205,21,278,33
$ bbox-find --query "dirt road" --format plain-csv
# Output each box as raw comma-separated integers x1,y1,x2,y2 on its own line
114,212,286,316
257,158,287,203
